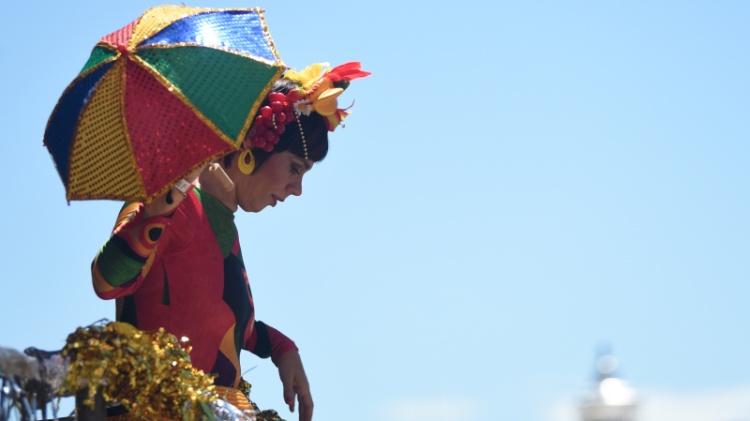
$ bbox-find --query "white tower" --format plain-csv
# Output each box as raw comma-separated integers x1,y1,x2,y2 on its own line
579,352,638,421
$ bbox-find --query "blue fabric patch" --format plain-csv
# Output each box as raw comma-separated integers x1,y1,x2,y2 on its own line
139,11,276,62
44,62,113,184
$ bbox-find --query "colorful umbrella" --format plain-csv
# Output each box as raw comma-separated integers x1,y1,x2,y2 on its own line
44,5,285,203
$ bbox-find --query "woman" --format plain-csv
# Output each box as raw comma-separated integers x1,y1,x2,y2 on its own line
91,62,370,421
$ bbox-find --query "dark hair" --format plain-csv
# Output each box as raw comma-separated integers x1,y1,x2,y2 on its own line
225,78,329,170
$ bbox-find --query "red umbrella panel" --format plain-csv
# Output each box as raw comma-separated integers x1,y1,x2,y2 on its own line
44,6,285,203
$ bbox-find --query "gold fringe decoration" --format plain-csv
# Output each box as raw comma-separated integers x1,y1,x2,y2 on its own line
60,321,216,420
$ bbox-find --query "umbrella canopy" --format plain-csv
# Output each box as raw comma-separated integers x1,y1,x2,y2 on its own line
44,5,285,203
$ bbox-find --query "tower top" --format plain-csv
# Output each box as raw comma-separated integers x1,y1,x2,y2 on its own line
579,351,638,421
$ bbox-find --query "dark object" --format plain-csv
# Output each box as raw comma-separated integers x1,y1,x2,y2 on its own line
75,388,105,421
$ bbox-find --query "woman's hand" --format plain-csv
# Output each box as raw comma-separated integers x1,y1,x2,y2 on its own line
276,350,313,421
142,165,207,218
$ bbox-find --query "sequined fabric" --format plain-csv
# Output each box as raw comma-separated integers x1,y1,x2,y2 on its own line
44,6,284,203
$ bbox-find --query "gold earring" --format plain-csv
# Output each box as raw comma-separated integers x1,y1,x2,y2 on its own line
238,149,256,175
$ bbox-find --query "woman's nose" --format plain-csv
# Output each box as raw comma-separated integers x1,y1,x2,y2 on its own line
288,180,302,196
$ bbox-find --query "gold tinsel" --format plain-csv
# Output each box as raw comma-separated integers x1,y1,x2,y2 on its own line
238,379,285,421
61,321,217,420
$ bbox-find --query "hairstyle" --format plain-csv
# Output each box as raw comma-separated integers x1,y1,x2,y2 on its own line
225,78,329,170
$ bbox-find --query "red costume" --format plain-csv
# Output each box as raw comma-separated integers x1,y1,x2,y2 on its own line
92,188,297,387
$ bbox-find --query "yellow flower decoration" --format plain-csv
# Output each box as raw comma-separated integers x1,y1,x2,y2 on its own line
284,62,330,91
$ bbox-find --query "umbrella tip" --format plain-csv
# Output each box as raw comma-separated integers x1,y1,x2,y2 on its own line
117,43,130,56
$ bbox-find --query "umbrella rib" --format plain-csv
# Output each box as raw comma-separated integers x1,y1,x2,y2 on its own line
117,59,148,201
146,151,232,204
135,43,284,68
257,9,282,64
238,66,284,148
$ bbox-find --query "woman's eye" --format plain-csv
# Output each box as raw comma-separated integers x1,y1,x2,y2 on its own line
291,165,301,174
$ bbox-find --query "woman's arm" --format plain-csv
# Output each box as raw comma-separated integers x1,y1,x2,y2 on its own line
244,320,299,363
92,169,204,299
276,350,313,421
244,321,312,421
92,201,174,299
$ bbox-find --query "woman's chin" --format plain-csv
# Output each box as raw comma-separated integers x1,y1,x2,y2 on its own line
241,203,265,213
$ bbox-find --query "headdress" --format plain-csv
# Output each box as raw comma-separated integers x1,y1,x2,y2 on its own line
246,62,371,160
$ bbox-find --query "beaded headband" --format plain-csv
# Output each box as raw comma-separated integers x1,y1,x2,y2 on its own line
247,62,371,159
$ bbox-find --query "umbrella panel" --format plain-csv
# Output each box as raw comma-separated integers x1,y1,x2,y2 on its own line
68,60,144,201
124,59,233,199
137,47,280,141
116,5,214,48
139,10,279,62
80,47,117,75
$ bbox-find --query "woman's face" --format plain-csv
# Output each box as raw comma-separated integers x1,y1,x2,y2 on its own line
234,150,313,213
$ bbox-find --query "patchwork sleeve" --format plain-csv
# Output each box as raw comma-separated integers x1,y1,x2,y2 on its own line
245,320,298,366
92,203,173,299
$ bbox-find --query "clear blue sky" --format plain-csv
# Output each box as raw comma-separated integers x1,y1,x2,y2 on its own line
1,2,748,420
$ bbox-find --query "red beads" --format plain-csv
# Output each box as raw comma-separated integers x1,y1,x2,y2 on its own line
248,89,304,152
